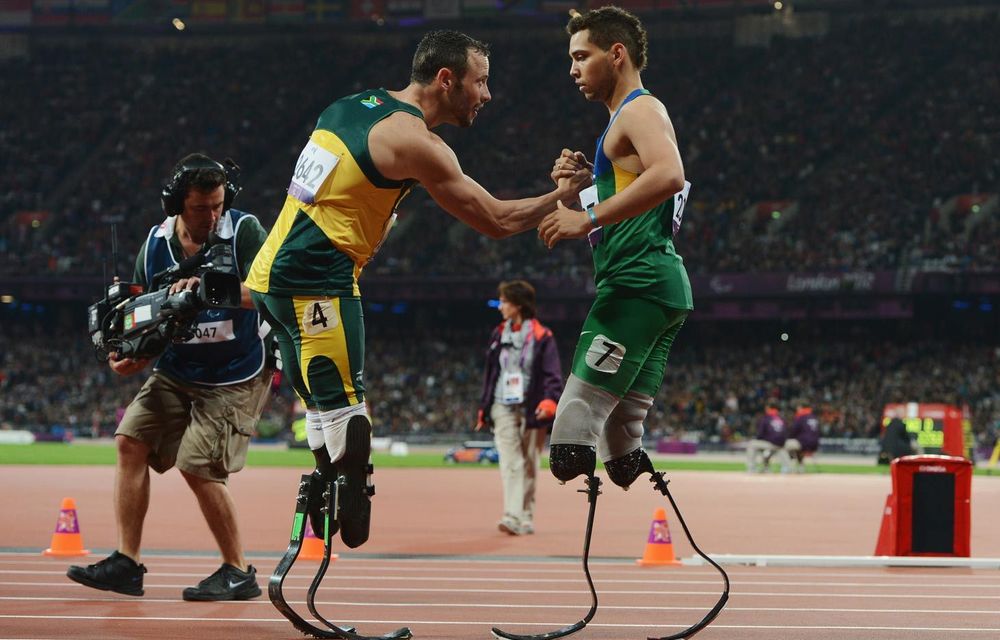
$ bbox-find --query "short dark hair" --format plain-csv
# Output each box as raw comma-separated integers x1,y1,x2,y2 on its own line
498,280,536,320
567,6,648,72
411,30,491,85
172,153,226,197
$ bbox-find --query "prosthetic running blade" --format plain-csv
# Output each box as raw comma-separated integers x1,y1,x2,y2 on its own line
646,471,730,640
269,473,411,640
491,476,602,640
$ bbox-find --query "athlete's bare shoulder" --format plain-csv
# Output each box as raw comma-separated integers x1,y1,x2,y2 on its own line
616,92,677,145
369,110,445,182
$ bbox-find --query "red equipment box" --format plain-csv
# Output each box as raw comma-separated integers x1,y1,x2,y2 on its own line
875,455,972,557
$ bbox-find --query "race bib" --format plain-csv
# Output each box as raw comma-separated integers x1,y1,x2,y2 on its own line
287,140,340,205
302,300,338,336
185,320,236,344
499,371,525,405
672,181,692,236
584,334,626,374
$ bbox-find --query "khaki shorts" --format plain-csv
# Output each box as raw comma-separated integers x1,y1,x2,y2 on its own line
116,370,271,482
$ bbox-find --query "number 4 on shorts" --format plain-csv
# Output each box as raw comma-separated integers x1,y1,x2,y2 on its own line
302,300,338,336
585,334,625,374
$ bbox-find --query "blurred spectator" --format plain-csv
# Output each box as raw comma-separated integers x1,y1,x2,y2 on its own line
476,280,562,536
879,411,916,464
786,399,821,473
746,399,791,473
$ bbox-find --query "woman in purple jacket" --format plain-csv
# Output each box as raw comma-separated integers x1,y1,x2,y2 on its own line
477,280,564,535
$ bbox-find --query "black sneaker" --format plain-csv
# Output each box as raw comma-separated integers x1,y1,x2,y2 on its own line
67,550,146,596
338,415,374,549
182,564,261,601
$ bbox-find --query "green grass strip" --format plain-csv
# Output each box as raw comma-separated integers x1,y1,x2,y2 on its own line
0,442,957,476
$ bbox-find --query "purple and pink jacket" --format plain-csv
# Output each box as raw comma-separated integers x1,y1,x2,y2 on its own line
478,320,563,430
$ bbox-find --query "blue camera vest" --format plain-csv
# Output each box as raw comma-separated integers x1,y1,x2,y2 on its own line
143,209,265,386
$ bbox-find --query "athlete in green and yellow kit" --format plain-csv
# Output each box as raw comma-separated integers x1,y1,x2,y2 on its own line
537,7,693,489
246,31,590,552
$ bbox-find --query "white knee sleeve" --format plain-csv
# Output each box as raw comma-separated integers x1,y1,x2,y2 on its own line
305,409,325,451
599,391,653,461
319,402,370,462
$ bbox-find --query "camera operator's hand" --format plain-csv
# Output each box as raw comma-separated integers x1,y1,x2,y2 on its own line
108,353,151,377
169,276,201,295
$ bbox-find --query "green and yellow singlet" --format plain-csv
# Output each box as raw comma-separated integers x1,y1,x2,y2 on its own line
246,88,422,297
586,88,693,311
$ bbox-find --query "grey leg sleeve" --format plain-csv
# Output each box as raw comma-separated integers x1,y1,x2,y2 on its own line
549,374,620,482
601,392,656,489
550,374,620,447
598,391,653,462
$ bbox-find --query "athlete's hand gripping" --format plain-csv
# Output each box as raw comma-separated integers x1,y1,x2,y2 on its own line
538,200,593,248
551,149,593,205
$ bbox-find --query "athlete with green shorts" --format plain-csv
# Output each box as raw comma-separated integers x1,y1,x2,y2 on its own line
245,31,590,553
538,7,692,487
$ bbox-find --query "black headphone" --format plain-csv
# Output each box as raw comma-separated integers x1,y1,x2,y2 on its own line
160,155,242,216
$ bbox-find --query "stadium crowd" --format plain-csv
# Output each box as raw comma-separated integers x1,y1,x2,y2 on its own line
3,314,998,450
1,10,998,452
1,15,998,279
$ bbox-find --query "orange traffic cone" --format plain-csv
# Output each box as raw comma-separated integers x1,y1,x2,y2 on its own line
299,520,338,562
636,507,681,566
43,497,90,557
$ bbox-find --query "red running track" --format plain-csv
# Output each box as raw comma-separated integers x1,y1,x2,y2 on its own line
2,465,1000,638
2,554,1000,639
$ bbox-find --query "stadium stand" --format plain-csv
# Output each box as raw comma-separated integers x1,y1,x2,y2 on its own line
1,4,997,450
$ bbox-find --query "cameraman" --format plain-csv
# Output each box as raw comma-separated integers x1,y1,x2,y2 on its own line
68,154,271,601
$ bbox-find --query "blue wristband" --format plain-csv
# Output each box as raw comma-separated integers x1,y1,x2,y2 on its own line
585,204,599,228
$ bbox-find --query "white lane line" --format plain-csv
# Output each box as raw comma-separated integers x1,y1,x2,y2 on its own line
7,556,1000,583
2,596,1000,615
4,569,998,590
1,614,999,633
3,580,999,599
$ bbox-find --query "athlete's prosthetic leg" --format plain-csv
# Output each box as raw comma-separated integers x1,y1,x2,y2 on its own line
599,391,730,639
270,415,410,640
493,377,614,640
491,443,602,640
495,376,729,640
643,467,730,640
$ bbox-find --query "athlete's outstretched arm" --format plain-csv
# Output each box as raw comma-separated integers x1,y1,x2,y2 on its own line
373,115,589,239
539,98,685,247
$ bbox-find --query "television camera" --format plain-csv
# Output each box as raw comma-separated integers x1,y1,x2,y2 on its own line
87,238,243,361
